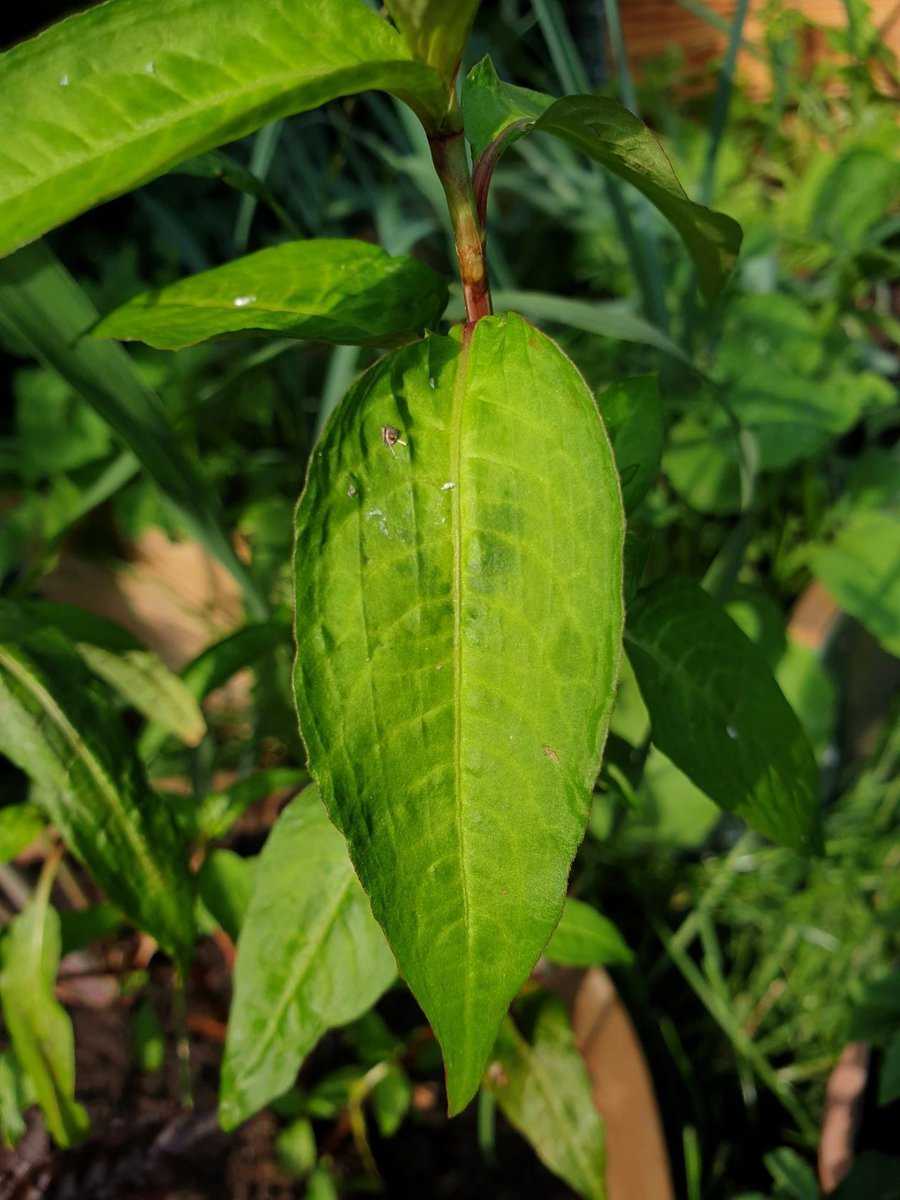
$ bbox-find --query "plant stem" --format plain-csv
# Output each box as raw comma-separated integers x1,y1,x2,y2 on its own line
429,119,491,325
172,964,193,1109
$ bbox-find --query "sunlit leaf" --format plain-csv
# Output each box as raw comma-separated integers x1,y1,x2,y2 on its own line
219,789,396,1130
293,313,624,1113
0,0,446,257
811,510,900,658
92,240,448,351
545,898,632,968
385,0,480,82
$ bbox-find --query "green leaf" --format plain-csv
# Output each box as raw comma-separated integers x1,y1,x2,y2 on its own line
545,898,632,968
385,0,480,82
275,1116,317,1178
293,312,624,1114
92,240,449,351
461,58,741,298
0,613,196,961
197,849,255,941
75,644,207,748
0,242,265,616
372,1064,412,1136
0,1050,33,1148
0,0,446,258
190,768,308,843
597,375,663,513
0,803,46,864
132,998,166,1073
765,1148,820,1200
486,994,606,1200
834,1152,900,1200
811,511,900,658
878,1033,900,1107
219,788,396,1130
20,602,140,653
625,579,821,853
0,871,90,1148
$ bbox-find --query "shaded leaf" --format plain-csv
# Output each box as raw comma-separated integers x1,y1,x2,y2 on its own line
486,994,606,1200
293,313,624,1114
275,1116,317,1179
0,870,89,1147
879,1034,900,1107
93,240,449,351
385,0,480,82
811,511,900,658
462,58,741,298
0,611,196,960
0,0,446,257
545,898,632,968
21,602,140,653
219,789,396,1130
191,768,308,843
372,1064,412,1136
597,375,663,513
197,849,255,941
626,579,821,853
0,803,46,864
765,1148,819,1200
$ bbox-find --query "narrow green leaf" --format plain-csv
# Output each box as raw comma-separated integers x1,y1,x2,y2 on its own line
811,511,900,658
219,789,396,1130
764,1148,819,1200
76,644,207,748
192,768,308,843
597,375,663,513
197,849,255,941
372,1064,412,1136
92,240,449,351
385,0,480,82
486,994,606,1200
20,602,140,653
625,579,822,853
545,898,633,968
0,242,265,616
0,0,446,257
293,312,624,1114
0,872,90,1148
462,58,742,298
0,1050,33,1148
0,612,196,960
0,803,46,864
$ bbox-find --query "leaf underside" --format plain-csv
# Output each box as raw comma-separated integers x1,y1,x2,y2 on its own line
92,240,449,351
0,0,445,258
293,312,624,1113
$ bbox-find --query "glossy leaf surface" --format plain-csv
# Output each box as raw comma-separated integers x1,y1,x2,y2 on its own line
486,995,606,1200
0,0,445,257
293,313,624,1113
0,873,89,1147
626,579,821,853
545,898,633,968
93,241,449,351
385,0,480,82
220,789,396,1130
0,613,195,960
462,58,741,298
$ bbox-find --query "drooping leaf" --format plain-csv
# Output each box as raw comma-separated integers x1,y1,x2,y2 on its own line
219,789,396,1130
0,871,89,1148
545,898,632,968
385,0,480,82
811,511,900,658
0,0,447,258
0,242,265,615
0,611,196,961
0,803,47,864
197,849,255,941
461,58,741,298
486,994,606,1200
92,240,449,351
625,579,821,853
597,375,663,513
293,312,624,1114
75,644,207,748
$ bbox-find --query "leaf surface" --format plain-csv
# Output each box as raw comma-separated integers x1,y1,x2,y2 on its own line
93,240,448,351
0,804,47,865
0,872,89,1147
219,789,395,1130
626,579,821,853
0,0,445,257
385,0,480,81
0,611,195,960
486,995,606,1200
462,58,741,298
293,312,624,1113
811,511,900,658
545,898,632,968
598,375,663,513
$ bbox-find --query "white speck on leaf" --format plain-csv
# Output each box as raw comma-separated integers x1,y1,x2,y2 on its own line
428,376,437,390
726,725,738,740
440,481,455,492
59,74,70,86
347,482,357,498
144,61,156,74
233,295,256,308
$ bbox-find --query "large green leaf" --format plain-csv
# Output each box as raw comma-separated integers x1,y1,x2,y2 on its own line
0,611,195,961
385,0,480,82
811,511,900,658
219,789,396,1130
461,58,741,298
0,0,446,258
486,995,606,1200
625,579,821,853
92,240,449,351
0,242,265,616
293,312,624,1114
0,868,89,1148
